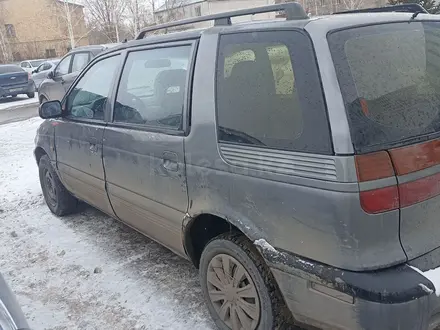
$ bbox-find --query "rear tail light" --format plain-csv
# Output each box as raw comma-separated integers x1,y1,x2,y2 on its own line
357,145,440,214
355,151,400,214
28,72,31,80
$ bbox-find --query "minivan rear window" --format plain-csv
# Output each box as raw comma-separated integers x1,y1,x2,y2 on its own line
328,21,440,153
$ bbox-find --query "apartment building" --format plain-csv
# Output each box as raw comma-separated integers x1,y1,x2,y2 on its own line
0,0,88,62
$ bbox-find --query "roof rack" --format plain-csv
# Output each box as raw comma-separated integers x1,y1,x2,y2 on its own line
333,3,428,14
136,3,308,39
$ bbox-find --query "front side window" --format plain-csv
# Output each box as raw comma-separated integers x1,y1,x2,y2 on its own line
21,62,30,68
216,31,331,154
329,22,440,152
72,53,89,73
55,55,72,76
66,55,120,120
114,45,191,130
35,63,45,72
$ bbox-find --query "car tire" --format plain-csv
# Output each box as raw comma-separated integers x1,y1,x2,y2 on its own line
39,155,78,216
200,233,290,330
27,92,35,98
11,94,17,98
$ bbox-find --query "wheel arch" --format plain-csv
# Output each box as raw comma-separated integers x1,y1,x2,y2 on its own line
34,146,49,165
183,211,266,268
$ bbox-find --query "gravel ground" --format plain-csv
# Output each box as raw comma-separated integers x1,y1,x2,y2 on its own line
0,118,215,329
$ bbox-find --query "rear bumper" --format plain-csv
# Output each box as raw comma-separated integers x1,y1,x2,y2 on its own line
261,248,440,330
0,81,34,97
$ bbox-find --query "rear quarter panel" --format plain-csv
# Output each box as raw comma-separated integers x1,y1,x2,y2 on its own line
185,30,406,271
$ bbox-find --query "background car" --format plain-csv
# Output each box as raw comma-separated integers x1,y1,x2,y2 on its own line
38,44,119,104
0,273,30,330
0,65,35,99
31,60,60,92
19,59,45,73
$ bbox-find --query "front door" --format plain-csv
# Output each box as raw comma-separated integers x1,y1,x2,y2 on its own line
103,43,195,256
61,52,91,92
46,54,72,101
54,54,122,216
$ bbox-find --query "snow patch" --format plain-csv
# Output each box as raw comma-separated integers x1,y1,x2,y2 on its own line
254,239,278,253
297,259,315,268
419,283,434,294
410,266,440,296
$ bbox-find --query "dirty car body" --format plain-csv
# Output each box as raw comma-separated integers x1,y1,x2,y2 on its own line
34,4,440,330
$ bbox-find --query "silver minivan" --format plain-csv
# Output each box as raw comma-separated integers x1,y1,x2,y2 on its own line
34,3,440,330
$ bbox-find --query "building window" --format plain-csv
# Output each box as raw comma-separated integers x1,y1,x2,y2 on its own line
45,49,56,58
195,5,201,16
5,24,16,38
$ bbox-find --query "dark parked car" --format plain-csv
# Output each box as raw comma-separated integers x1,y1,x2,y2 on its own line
0,65,35,99
35,3,440,330
38,44,118,104
31,60,60,92
0,273,30,330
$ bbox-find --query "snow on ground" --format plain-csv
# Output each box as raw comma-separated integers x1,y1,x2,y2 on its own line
0,96,38,111
0,118,214,329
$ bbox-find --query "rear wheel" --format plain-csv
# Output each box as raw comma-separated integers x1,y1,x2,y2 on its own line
39,155,78,216
200,233,288,330
27,92,35,98
10,94,17,98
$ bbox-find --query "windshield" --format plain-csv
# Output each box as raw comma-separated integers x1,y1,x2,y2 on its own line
30,60,44,67
328,21,440,153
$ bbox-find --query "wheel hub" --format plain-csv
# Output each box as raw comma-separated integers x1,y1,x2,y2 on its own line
207,254,260,330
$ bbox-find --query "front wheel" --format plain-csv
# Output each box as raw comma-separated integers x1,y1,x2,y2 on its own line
38,155,78,216
27,92,35,98
200,233,288,330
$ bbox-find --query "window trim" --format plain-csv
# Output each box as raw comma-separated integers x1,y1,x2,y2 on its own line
215,29,334,155
61,52,123,125
107,39,199,136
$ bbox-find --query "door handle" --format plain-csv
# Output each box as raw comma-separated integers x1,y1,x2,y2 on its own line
162,151,179,172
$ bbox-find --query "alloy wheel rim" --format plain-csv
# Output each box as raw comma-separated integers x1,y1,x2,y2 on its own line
207,254,260,330
44,170,57,206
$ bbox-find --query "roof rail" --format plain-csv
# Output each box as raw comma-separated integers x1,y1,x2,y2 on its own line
136,3,308,39
333,3,428,14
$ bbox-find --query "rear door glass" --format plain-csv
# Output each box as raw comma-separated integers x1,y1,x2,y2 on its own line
216,31,332,154
328,22,440,153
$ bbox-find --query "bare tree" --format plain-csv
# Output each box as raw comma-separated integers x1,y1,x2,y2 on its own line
0,3,12,63
125,0,154,38
342,0,364,10
83,0,127,42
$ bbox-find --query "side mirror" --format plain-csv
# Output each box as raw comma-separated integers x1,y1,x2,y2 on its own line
32,70,37,74
39,100,62,119
47,71,54,79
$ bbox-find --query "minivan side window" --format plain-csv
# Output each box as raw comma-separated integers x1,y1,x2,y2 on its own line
216,31,332,154
65,55,120,120
114,45,191,130
55,55,72,76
